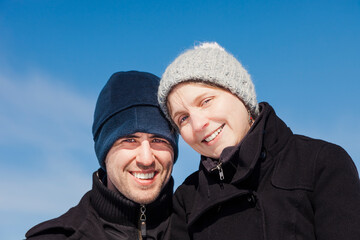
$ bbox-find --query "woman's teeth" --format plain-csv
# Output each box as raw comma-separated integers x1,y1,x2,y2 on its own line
204,125,224,142
132,172,155,180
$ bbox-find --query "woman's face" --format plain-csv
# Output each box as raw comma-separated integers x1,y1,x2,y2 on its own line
168,82,251,159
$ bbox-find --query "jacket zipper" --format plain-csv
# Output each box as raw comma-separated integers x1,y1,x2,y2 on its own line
139,204,146,240
211,161,225,181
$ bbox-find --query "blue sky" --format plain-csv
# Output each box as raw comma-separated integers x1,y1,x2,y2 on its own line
0,0,359,239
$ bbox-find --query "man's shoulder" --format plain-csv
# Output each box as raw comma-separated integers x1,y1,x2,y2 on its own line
25,191,94,239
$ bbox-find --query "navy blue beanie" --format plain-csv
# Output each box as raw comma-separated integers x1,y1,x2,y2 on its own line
92,71,179,170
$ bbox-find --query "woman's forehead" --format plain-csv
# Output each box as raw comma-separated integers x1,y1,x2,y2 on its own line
173,80,222,90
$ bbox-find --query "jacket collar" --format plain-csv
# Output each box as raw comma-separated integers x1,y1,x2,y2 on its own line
200,102,292,184
90,169,173,227
188,102,293,225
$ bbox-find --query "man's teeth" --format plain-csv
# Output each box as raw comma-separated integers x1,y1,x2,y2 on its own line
204,125,224,142
133,172,155,180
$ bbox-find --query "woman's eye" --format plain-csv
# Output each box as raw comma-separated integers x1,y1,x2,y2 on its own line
202,98,212,106
179,115,188,124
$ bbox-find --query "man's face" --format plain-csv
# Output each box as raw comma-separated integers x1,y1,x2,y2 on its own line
105,132,174,204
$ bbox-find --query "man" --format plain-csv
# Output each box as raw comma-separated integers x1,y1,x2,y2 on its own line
26,71,179,240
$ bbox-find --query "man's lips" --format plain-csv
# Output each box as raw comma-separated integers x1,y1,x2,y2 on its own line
131,171,157,180
202,124,225,143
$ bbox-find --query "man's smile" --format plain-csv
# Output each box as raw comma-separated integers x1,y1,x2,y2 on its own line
131,171,156,180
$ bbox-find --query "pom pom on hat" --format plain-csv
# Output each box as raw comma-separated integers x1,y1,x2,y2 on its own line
194,42,225,50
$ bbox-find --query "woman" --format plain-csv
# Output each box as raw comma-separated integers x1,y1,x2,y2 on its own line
158,42,360,240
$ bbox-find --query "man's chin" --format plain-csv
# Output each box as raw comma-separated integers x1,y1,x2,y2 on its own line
129,188,161,205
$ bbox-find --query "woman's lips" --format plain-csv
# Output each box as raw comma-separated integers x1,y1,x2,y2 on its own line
202,124,225,143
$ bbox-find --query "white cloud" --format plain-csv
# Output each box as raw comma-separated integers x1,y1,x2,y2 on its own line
0,70,94,146
0,70,98,217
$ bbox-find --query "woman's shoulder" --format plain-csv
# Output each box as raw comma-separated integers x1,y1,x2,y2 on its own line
272,134,357,191
291,134,353,167
174,170,201,197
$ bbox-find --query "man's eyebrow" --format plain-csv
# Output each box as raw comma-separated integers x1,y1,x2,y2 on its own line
149,134,170,143
120,134,140,139
149,134,166,139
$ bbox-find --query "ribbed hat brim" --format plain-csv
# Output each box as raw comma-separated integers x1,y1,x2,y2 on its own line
95,105,179,169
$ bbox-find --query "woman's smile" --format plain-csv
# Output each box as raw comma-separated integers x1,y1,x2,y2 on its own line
202,124,225,143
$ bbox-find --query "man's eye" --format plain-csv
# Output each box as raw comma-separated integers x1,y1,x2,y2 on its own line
152,138,168,144
122,138,135,143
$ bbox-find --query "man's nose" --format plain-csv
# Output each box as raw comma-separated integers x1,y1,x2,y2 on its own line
136,140,155,167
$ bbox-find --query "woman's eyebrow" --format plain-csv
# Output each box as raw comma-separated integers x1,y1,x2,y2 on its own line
170,92,210,119
171,110,182,122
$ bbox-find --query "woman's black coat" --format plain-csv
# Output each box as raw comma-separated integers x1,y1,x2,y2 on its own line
171,102,360,240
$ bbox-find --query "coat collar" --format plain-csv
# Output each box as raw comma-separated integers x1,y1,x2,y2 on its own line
90,169,173,227
200,102,292,184
188,102,293,225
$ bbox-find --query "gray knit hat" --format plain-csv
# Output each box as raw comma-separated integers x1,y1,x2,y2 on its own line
158,42,259,126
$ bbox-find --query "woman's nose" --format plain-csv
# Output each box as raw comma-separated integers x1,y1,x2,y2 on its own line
190,111,209,132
